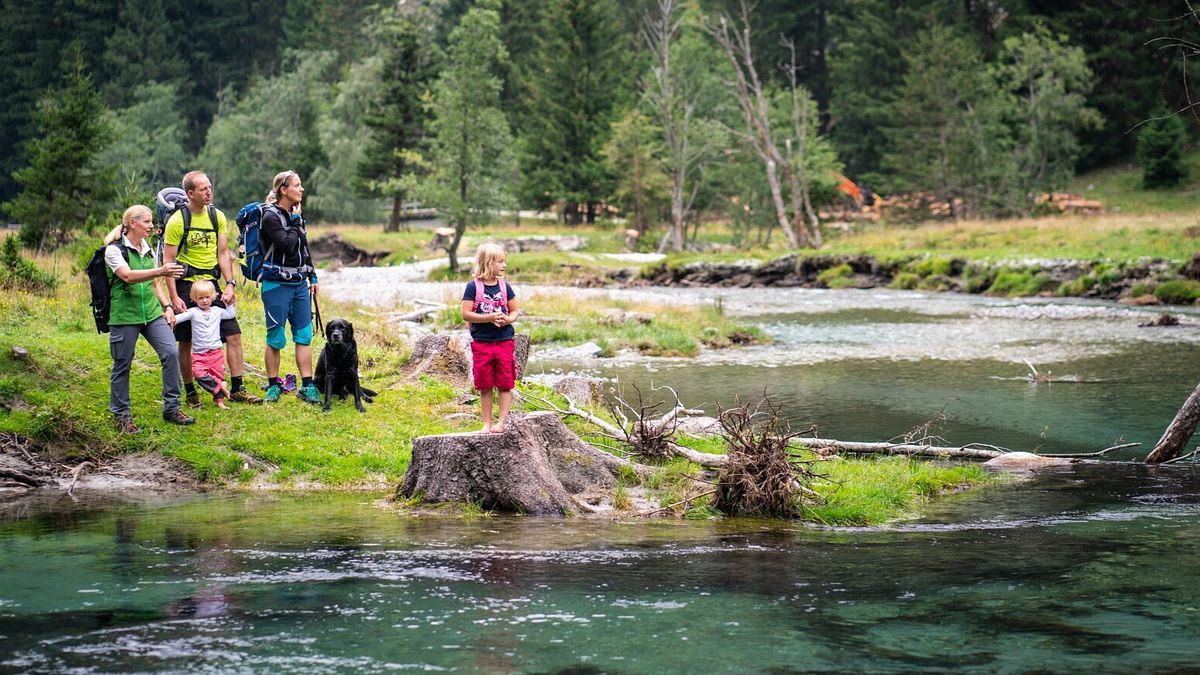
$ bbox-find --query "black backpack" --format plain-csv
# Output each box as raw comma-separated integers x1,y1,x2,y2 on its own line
86,243,128,334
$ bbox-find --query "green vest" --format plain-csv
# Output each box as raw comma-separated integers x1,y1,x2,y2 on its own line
108,243,161,326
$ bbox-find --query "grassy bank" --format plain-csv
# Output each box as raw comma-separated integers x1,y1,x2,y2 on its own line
0,251,995,524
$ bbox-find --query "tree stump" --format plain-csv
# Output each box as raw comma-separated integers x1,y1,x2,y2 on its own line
404,333,531,386
398,411,619,515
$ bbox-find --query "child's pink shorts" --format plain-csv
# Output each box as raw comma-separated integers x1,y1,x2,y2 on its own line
192,348,226,390
470,339,515,391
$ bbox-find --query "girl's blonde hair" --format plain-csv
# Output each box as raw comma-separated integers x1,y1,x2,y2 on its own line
120,205,152,233
265,170,299,205
472,243,507,279
189,279,217,302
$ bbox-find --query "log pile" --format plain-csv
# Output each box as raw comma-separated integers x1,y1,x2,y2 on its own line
1035,192,1104,215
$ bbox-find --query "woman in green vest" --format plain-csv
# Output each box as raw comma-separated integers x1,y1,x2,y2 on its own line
106,205,195,433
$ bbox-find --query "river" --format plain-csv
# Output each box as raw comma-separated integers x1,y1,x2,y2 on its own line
3,273,1200,672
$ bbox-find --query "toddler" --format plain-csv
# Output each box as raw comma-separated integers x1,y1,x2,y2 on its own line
461,243,520,433
175,280,236,408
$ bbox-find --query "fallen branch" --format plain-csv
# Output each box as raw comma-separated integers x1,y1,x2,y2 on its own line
67,461,96,495
637,489,718,517
1038,442,1141,458
802,438,1006,459
0,467,44,488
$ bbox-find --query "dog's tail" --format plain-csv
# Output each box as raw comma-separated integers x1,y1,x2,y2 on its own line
361,387,378,397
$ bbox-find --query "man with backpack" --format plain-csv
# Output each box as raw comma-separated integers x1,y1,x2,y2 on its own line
163,171,263,406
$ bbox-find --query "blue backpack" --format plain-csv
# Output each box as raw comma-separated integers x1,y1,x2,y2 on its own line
234,202,272,284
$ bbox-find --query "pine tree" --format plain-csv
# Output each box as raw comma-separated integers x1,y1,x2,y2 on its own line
99,0,185,105
1137,111,1188,189
4,46,115,250
355,3,438,231
517,0,630,223
422,0,515,273
880,24,1012,216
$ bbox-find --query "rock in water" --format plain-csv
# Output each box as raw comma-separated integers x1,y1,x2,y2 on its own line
982,451,1073,471
398,411,618,516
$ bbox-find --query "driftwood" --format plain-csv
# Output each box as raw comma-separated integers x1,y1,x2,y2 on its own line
398,411,653,515
528,388,729,467
1145,380,1200,464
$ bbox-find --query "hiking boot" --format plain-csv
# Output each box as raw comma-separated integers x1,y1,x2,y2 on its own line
282,373,297,393
229,388,263,404
163,409,195,426
297,383,321,405
185,390,202,409
114,416,140,434
264,383,283,403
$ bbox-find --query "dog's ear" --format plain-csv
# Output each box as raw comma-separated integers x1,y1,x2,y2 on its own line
346,322,354,339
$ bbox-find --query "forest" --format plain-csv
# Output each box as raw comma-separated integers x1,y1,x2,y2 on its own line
1,0,1195,252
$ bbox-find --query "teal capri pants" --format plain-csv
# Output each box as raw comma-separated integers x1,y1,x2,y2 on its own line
262,281,313,349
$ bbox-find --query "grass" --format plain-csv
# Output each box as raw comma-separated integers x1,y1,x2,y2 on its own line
1066,149,1200,215
432,285,769,357
804,453,994,526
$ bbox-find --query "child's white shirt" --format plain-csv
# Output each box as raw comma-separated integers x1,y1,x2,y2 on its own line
175,305,236,353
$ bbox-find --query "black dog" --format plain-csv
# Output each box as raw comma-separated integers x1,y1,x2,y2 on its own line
315,319,376,412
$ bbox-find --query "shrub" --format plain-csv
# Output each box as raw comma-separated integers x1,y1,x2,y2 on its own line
988,268,1056,296
962,264,994,293
0,236,57,293
1137,111,1188,189
1057,275,1096,296
1128,282,1155,297
890,272,920,290
1153,280,1200,304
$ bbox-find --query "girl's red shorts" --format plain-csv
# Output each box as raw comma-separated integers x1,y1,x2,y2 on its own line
470,339,515,391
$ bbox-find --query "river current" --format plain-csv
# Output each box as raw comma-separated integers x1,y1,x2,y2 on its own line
3,274,1200,672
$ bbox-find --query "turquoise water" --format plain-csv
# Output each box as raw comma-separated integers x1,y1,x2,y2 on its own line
2,477,1200,673
541,290,1200,460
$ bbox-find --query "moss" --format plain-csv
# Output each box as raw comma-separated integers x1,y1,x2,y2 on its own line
817,263,854,287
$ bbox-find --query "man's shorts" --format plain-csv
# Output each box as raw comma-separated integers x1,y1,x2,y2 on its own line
262,281,313,349
172,279,241,342
470,339,515,391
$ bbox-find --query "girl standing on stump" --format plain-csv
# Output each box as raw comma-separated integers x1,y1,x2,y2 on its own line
461,243,520,433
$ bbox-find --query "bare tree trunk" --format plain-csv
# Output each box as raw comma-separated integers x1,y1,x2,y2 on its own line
386,197,402,232
803,438,1004,459
1145,381,1200,464
705,4,802,248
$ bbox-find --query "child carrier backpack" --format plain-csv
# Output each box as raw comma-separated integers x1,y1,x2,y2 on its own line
155,187,218,263
86,243,128,334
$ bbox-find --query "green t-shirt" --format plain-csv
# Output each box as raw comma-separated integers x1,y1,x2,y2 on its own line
164,206,228,280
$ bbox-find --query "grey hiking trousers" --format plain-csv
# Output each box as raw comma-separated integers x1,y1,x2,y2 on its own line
109,318,182,418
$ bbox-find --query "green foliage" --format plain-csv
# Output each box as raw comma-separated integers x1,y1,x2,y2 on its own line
602,108,670,234
308,55,388,223
516,0,630,222
881,24,1013,214
355,3,439,229
197,51,334,216
1153,279,1200,304
4,46,115,250
1137,112,1189,189
0,236,56,293
998,24,1102,197
890,272,920,290
421,0,515,271
98,82,189,193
